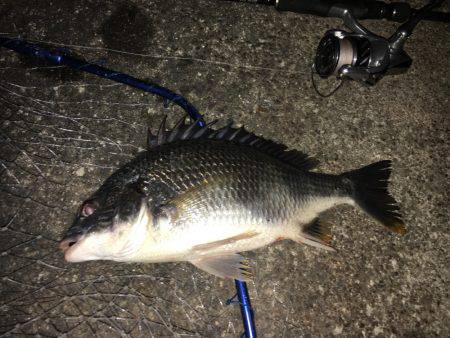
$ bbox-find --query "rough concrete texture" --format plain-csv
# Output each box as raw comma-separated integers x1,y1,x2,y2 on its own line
0,0,448,337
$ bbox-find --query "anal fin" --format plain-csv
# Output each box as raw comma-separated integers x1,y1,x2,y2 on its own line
294,218,335,252
190,254,252,281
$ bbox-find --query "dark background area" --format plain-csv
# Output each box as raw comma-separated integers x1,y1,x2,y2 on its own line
0,0,448,336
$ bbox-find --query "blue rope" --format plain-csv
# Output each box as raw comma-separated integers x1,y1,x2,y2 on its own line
0,36,256,337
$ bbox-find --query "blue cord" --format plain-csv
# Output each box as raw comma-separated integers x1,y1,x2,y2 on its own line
0,36,256,337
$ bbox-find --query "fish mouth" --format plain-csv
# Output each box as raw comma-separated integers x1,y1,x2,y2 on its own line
59,234,84,262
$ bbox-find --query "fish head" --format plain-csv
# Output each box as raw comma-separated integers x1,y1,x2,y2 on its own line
60,184,151,262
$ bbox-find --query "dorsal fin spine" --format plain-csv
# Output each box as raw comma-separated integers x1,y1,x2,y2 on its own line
148,116,318,171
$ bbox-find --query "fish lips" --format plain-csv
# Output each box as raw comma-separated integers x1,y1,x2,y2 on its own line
59,230,113,262
59,233,86,262
59,221,107,262
60,208,117,262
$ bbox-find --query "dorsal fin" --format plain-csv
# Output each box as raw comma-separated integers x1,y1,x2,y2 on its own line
147,115,318,171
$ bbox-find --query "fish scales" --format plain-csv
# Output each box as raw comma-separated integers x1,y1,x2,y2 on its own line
142,141,337,233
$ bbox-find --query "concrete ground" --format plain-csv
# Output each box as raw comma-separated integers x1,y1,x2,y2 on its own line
0,0,448,337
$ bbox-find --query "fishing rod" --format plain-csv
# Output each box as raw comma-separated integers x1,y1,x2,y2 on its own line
0,36,256,338
226,0,450,23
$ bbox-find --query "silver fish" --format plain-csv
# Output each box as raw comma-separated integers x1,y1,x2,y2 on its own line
60,116,406,280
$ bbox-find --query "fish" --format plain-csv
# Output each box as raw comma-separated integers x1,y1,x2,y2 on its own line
59,115,406,281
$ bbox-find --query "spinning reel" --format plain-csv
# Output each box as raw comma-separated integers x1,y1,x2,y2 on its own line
313,0,447,86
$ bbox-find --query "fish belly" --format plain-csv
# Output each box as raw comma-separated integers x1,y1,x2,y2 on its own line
130,207,284,263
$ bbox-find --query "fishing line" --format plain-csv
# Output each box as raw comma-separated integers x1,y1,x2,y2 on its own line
310,64,346,98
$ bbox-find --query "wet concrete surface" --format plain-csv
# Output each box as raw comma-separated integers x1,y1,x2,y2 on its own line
0,0,449,337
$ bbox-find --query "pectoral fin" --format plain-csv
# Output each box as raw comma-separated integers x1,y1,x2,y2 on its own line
192,231,259,252
190,254,252,281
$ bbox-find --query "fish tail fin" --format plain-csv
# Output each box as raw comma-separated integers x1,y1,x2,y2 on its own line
342,160,406,235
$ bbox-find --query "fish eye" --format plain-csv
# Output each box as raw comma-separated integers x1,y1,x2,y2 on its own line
81,202,96,217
